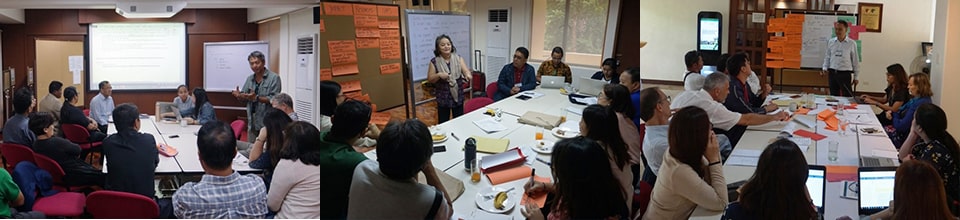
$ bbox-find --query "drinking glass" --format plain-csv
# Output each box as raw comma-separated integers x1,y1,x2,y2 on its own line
828,141,839,162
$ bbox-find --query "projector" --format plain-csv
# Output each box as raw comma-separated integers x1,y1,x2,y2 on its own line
115,1,187,18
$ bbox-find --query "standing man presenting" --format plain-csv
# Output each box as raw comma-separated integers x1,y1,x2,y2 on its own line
821,20,860,97
232,51,281,142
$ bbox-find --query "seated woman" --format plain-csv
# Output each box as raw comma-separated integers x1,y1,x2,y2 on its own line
580,104,633,212
318,80,379,149
59,86,106,142
597,84,643,182
723,138,817,219
184,88,216,125
169,84,195,118
268,121,322,219
643,106,727,219
860,64,910,126
859,160,956,220
29,112,105,187
899,103,960,213
887,73,933,147
248,108,293,187
591,58,620,84
521,136,629,220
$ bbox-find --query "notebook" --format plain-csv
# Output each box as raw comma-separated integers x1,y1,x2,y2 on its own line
517,111,562,129
807,165,826,214
470,136,510,153
858,167,896,215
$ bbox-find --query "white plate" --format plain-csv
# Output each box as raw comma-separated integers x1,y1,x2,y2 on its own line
432,135,448,143
475,187,520,214
551,127,578,139
531,140,554,154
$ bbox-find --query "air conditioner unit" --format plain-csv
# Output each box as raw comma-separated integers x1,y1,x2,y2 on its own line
115,1,186,18
486,8,511,86
295,34,318,125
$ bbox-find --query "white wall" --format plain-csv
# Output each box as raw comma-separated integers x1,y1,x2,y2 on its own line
834,0,934,93
932,0,960,136
263,7,317,123
638,0,729,82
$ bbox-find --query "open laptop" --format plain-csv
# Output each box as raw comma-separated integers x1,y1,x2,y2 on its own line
576,77,605,97
807,165,826,214
859,144,899,167
858,166,897,215
540,76,565,89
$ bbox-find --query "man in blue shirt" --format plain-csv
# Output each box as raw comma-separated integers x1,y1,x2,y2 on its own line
88,81,114,134
494,47,537,101
2,88,36,147
620,68,644,128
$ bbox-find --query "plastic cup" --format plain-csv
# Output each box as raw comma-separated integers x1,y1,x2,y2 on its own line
828,141,839,162
535,127,544,140
470,159,481,183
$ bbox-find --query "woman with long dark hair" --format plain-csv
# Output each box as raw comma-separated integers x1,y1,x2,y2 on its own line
319,80,346,131
580,104,633,212
268,121,322,218
863,160,956,220
520,137,628,220
598,84,643,180
899,103,960,213
644,106,727,219
185,87,216,125
862,64,910,126
723,139,816,220
249,108,294,186
426,34,472,123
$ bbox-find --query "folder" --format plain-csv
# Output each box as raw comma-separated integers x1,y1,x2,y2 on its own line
470,136,511,154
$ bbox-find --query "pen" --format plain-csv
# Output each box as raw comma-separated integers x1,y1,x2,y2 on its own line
536,158,551,166
530,168,536,183
451,132,460,141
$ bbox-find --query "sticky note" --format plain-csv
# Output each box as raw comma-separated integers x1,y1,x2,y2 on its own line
380,63,401,75
377,5,399,17
353,4,377,16
320,68,333,80
332,64,359,76
323,2,353,16
341,80,362,92
356,38,380,49
380,39,401,60
356,27,380,38
379,29,400,38
371,112,391,126
378,19,400,29
327,40,358,65
354,15,379,27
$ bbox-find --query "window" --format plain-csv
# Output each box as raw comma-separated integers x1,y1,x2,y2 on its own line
531,0,610,67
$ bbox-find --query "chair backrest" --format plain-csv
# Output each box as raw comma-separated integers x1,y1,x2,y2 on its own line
1,143,36,171
464,97,494,114
60,124,91,144
486,82,498,99
86,190,159,219
33,154,66,186
230,120,246,140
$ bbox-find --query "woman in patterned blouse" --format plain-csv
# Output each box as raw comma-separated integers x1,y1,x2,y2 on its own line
426,35,472,123
899,103,960,214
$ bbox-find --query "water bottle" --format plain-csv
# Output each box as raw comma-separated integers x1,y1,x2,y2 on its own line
464,137,477,172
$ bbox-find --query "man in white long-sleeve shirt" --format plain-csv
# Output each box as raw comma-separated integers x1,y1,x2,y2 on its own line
820,20,860,97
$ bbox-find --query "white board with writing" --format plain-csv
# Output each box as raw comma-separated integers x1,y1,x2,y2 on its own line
405,12,472,82
203,41,269,92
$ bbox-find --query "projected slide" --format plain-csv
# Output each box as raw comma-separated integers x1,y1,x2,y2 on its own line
89,23,186,90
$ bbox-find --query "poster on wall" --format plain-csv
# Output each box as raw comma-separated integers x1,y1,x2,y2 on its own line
858,3,882,32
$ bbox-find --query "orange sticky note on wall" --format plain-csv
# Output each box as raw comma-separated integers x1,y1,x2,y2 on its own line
356,27,381,38
380,63,401,75
379,29,400,38
323,2,353,16
328,40,358,65
344,91,362,99
341,80,362,92
356,38,380,49
320,19,325,32
371,112,391,126
377,5,399,17
380,39,401,60
320,68,333,80
354,15,379,27
332,64,359,76
353,4,377,16
379,19,400,29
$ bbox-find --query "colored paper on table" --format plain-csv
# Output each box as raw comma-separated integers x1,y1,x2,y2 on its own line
793,129,827,141
328,40,358,65
794,108,810,115
323,2,353,16
378,19,400,29
377,5,399,17
356,38,380,48
341,80,362,92
380,39,402,60
766,60,783,69
379,29,400,38
356,27,380,38
331,64,359,76
353,4,377,16
521,175,551,208
380,63,401,75
823,116,840,131
817,109,836,121
320,68,333,80
486,165,532,185
826,165,858,182
371,112,391,126
354,15,379,27
320,19,325,32
471,136,511,154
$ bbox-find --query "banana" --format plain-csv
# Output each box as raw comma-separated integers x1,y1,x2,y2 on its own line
493,191,508,210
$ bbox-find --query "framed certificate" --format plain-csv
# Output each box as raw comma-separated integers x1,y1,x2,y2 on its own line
858,3,883,32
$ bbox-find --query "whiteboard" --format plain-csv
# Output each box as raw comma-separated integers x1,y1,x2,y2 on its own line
405,12,472,82
203,41,268,92
800,14,857,68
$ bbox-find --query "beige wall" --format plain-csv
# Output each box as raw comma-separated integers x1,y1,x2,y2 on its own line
932,0,960,136
638,0,729,82
258,19,282,73
35,40,84,106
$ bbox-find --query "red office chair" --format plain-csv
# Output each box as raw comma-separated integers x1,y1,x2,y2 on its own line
0,143,35,173
33,191,86,217
86,190,159,219
486,82,498,99
60,124,103,164
230,120,246,140
464,97,494,114
34,154,92,192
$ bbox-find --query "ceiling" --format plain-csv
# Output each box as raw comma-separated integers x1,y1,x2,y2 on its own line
0,0,320,9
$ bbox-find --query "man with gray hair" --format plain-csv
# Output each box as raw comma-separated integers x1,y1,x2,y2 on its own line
271,93,299,121
232,51,281,142
670,72,788,147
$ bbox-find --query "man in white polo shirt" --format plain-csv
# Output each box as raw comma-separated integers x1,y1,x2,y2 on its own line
820,20,860,97
671,73,788,147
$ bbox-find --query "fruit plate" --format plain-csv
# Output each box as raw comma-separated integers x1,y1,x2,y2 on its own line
551,127,578,139
475,187,520,214
531,140,555,154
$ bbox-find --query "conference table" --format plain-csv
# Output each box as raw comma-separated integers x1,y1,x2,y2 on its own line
103,116,261,174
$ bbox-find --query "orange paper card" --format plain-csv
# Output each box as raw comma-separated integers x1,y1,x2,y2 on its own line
794,108,810,115
320,68,333,80
354,15,379,27
356,38,379,48
766,60,783,69
817,109,836,121
486,165,532,185
344,91,362,99
371,112,391,126
332,64,359,76
320,19,325,32
353,4,377,16
328,40,358,65
341,80,362,93
356,27,381,38
380,29,400,38
826,165,858,182
377,5,399,17
379,19,400,29
521,175,551,208
380,63,401,75
380,39,402,60
323,2,353,16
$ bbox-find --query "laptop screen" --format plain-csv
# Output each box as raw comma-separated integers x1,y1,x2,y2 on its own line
859,170,896,210
806,166,826,209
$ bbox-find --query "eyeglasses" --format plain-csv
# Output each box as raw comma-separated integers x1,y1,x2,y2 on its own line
660,96,671,103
